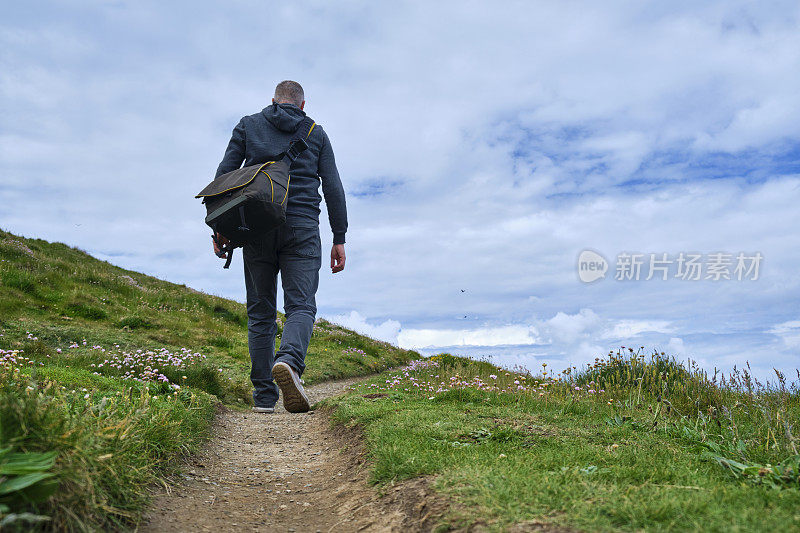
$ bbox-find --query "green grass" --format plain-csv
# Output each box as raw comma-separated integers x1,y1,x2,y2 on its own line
1,368,216,531
323,352,800,532
0,229,417,530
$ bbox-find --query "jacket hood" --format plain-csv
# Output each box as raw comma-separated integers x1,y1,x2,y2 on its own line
261,103,306,133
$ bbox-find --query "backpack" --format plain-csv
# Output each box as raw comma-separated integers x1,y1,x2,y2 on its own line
196,117,315,268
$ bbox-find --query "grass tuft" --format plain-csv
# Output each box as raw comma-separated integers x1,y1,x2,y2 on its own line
63,301,108,321
117,316,157,330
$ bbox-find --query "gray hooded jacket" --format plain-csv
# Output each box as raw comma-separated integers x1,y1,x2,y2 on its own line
215,103,347,244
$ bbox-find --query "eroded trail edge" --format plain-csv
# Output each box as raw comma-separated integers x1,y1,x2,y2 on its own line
140,377,442,533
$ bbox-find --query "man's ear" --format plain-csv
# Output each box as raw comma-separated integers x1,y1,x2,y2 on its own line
300,100,305,110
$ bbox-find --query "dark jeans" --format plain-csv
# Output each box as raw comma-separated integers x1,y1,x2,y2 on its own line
243,221,321,407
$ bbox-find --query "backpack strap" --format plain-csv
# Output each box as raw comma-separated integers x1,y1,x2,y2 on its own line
296,116,315,140
212,232,234,269
281,116,315,163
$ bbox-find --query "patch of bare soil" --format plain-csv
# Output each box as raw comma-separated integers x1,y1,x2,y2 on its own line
138,378,448,532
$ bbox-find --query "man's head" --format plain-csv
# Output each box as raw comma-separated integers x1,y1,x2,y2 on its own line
273,80,305,110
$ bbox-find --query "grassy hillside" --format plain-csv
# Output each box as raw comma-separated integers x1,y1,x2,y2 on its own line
0,229,416,530
325,351,800,532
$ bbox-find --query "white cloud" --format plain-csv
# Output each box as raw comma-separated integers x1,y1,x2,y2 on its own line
769,320,800,348
328,311,401,345
541,309,602,344
2,1,800,379
603,320,673,339
398,325,540,350
667,337,686,356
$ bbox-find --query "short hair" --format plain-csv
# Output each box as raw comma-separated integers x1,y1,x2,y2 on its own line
274,80,304,106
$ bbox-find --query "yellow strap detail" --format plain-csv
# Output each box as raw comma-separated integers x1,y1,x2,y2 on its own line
195,161,277,198
263,171,274,202
282,175,291,205
306,122,316,138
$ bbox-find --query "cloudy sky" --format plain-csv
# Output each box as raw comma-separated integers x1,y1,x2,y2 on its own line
2,1,799,378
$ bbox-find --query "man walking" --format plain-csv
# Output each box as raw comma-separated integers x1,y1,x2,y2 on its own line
214,80,347,413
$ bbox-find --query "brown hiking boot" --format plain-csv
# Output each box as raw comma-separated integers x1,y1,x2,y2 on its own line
272,362,310,413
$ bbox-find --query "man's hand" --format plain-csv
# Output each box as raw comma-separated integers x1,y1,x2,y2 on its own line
331,244,346,273
212,233,230,258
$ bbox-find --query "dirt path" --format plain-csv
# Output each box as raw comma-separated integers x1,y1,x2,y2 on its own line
139,378,440,533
